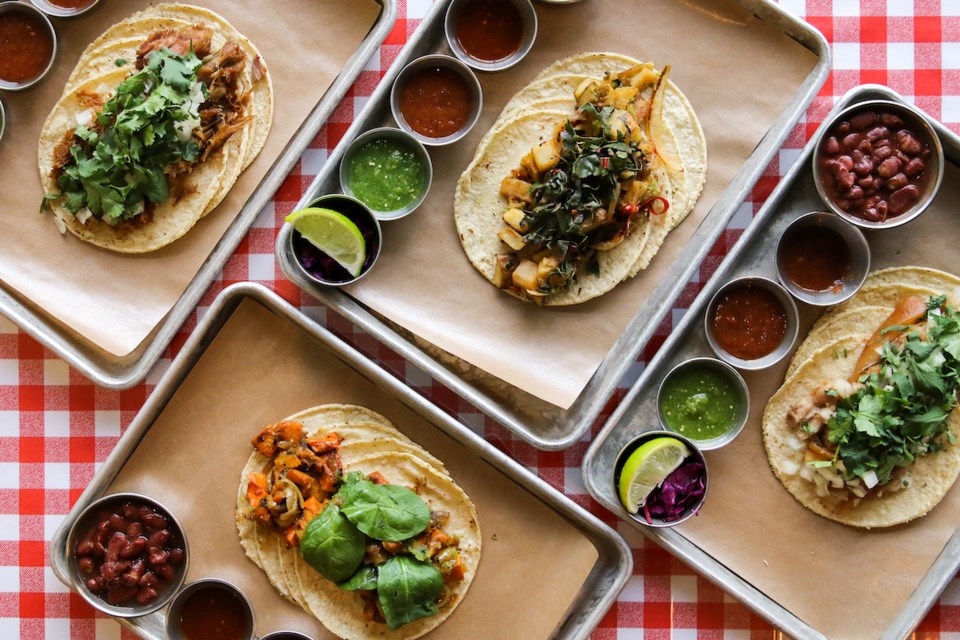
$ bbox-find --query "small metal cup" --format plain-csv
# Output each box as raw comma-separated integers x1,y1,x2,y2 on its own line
65,492,189,618
776,211,871,306
704,276,800,371
338,127,433,221
812,99,944,230
287,194,384,287
614,430,708,528
390,54,483,147
444,0,538,72
165,579,255,640
0,3,58,91
260,632,314,640
0,98,6,146
656,357,750,451
31,0,101,19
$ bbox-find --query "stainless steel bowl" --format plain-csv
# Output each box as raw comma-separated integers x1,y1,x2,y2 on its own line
260,632,314,640
287,194,383,286
0,2,57,91
656,357,750,451
390,54,483,147
65,492,189,618
166,578,255,640
812,99,944,230
338,126,433,221
704,276,800,371
776,211,871,306
444,0,538,72
31,0,101,19
614,430,708,528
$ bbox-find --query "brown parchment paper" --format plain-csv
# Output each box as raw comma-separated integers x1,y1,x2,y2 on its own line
106,297,600,638
0,0,380,357
347,0,818,409
675,167,960,639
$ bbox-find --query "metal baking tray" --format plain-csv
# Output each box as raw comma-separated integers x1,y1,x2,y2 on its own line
0,0,397,390
582,85,960,640
276,0,831,450
49,282,632,640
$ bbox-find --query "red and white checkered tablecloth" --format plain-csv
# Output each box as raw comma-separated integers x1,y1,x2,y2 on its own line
5,0,960,637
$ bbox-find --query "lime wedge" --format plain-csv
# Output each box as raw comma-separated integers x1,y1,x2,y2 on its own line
285,207,366,277
618,437,690,513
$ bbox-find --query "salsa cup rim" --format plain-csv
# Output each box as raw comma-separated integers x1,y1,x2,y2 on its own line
613,430,709,528
703,276,800,371
656,356,750,451
165,578,256,640
811,98,944,230
30,0,101,19
338,126,434,221
775,211,872,307
389,54,483,147
64,492,189,618
443,0,538,72
0,2,58,91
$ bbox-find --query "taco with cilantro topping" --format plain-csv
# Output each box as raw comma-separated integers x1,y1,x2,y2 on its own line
38,3,272,253
763,267,960,528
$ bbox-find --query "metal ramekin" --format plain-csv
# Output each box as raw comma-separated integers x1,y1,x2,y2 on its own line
65,492,189,618
287,194,384,286
812,99,944,230
776,211,871,307
338,126,433,221
166,578,255,640
31,0,101,19
444,0,538,72
260,632,314,640
0,98,6,146
390,54,483,147
656,357,750,451
0,2,58,91
704,276,800,371
614,430,709,528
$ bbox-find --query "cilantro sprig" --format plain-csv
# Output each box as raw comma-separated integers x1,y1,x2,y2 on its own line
826,297,960,486
50,48,205,224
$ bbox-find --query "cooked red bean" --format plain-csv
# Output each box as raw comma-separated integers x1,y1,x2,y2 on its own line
142,513,168,531
148,547,169,566
818,106,935,222
75,540,93,557
77,557,94,574
156,564,174,581
108,514,126,531
126,522,143,537
120,536,147,559
139,571,158,588
120,503,139,520
169,548,184,565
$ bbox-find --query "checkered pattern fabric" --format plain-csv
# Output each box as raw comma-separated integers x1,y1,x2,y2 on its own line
4,0,960,637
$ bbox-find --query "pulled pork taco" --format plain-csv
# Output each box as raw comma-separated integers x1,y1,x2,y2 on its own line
236,405,480,639
763,267,960,528
38,3,273,253
455,52,706,305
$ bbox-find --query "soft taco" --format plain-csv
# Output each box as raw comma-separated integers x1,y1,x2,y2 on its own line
236,405,480,639
454,52,706,305
38,3,273,253
763,267,960,528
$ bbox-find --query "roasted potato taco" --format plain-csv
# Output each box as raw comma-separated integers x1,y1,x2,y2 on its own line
763,267,960,528
38,3,273,253
236,405,480,639
455,52,706,304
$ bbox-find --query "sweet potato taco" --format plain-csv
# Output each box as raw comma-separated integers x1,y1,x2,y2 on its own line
455,52,707,305
763,267,960,528
236,405,480,639
38,3,273,253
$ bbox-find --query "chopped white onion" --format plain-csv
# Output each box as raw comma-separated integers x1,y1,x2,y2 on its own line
779,459,800,476
799,465,814,482
75,108,95,127
862,470,879,489
785,433,805,452
95,83,111,96
53,216,66,234
75,208,92,225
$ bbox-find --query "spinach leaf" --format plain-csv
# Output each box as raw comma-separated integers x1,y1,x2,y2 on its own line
337,565,378,592
376,555,444,629
299,505,365,582
339,476,431,542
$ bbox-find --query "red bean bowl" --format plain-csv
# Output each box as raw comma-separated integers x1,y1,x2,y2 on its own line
65,493,189,617
813,99,944,230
